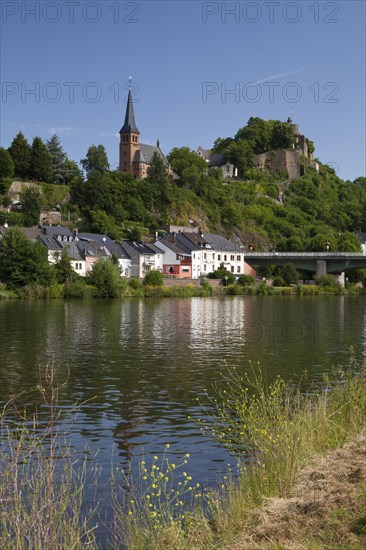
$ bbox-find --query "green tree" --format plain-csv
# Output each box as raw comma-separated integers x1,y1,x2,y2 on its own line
147,153,173,223
0,148,14,179
64,159,82,183
89,258,125,297
212,137,235,153
337,233,361,252
306,138,315,155
30,137,53,182
54,248,76,283
8,132,31,179
0,227,54,288
235,117,271,154
270,120,294,150
281,263,299,285
46,134,67,183
225,140,254,178
207,266,236,284
167,147,207,178
143,269,163,286
237,274,255,286
81,145,109,178
20,186,42,226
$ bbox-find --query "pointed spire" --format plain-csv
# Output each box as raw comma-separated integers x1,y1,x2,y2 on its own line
120,89,140,134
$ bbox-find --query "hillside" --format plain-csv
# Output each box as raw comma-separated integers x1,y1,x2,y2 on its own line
64,156,365,254
1,119,365,253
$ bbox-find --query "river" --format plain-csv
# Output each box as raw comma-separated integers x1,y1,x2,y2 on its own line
0,295,365,540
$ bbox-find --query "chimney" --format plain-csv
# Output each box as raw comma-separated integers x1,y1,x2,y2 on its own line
172,231,176,243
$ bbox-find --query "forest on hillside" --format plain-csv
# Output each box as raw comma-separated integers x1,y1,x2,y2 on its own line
1,119,365,253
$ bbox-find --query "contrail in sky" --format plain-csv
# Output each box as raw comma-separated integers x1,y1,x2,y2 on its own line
255,69,304,84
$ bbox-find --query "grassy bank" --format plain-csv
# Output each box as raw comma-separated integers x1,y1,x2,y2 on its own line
120,359,366,549
0,279,365,300
1,360,365,549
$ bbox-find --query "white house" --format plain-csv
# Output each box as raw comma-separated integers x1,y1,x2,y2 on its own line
121,241,164,278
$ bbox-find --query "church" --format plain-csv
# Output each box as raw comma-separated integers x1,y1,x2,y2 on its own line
119,89,177,179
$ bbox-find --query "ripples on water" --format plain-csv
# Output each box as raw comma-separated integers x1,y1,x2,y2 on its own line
1,295,366,541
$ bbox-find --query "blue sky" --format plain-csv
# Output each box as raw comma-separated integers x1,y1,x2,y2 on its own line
1,0,365,180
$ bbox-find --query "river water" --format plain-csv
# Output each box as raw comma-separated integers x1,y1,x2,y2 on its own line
1,296,365,539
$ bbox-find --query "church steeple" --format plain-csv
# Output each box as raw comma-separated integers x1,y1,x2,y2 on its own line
119,84,140,176
120,89,140,134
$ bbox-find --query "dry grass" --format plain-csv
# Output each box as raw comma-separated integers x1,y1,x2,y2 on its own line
224,432,366,549
0,365,98,549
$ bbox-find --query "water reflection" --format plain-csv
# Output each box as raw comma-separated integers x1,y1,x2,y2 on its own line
1,296,365,475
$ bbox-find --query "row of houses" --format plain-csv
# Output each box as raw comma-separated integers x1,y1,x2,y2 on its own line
0,224,247,279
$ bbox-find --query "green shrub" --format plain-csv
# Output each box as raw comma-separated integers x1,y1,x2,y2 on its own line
208,268,235,285
315,275,338,288
128,277,143,290
63,279,87,299
272,276,285,287
143,270,163,287
237,274,255,286
295,284,321,295
89,259,126,297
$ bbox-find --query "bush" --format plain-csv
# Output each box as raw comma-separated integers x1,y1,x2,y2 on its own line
128,277,143,290
208,268,236,285
1,196,11,208
89,259,126,297
63,279,88,299
143,270,163,287
237,274,255,286
281,263,299,285
272,276,285,287
315,274,338,288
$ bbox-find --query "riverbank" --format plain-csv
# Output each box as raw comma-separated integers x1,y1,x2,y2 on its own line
1,361,365,549
0,279,365,300
120,363,366,549
222,431,366,549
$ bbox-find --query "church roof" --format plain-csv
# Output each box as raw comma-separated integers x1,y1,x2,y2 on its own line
120,89,140,134
208,153,227,167
133,143,169,166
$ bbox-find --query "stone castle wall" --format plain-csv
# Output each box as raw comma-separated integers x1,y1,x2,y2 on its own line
255,149,302,180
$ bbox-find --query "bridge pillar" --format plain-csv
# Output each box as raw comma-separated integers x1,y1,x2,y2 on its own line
316,260,327,276
333,272,345,287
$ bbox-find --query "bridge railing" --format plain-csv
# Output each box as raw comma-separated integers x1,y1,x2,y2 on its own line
245,252,365,258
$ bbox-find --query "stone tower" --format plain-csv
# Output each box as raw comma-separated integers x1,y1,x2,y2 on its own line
119,89,140,176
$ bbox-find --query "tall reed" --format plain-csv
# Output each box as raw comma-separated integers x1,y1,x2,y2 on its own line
0,364,98,549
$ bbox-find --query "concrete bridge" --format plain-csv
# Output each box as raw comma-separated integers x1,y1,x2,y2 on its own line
245,252,366,278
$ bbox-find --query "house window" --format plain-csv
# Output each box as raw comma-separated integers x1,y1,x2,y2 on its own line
218,254,221,261
230,255,234,261
213,253,215,260
204,253,207,260
182,267,189,272
224,255,227,262
237,266,241,273
193,254,195,260
204,264,207,272
237,255,241,261
231,266,234,273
